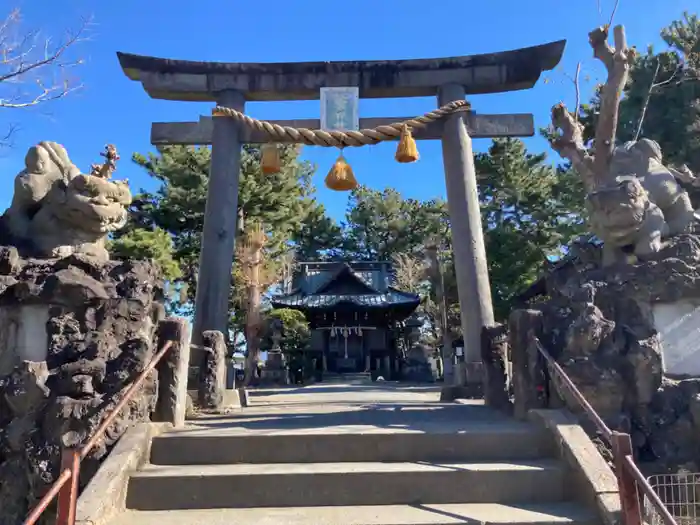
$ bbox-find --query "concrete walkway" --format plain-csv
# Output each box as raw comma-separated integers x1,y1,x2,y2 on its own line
184,382,518,436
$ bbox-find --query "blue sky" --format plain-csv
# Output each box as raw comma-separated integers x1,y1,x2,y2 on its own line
0,0,689,223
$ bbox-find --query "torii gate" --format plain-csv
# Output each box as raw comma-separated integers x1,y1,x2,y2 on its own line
117,40,565,393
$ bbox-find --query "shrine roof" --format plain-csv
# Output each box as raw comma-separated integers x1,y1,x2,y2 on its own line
310,262,381,294
271,289,420,310
116,40,566,102
271,261,420,311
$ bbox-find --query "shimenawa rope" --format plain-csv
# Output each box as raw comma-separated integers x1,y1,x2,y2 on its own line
212,100,470,148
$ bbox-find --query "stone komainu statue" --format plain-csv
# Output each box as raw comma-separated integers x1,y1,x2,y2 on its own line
587,138,696,267
609,138,695,234
1,141,132,261
587,178,668,267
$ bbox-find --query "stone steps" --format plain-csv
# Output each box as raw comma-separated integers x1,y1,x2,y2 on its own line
126,460,566,510
111,501,601,525
150,425,550,465
110,387,604,524
323,371,373,383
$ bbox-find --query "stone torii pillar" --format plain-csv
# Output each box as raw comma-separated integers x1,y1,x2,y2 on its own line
194,90,245,343
117,41,565,394
439,83,495,388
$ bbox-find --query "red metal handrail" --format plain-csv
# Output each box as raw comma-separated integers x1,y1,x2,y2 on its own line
23,339,174,525
535,338,677,525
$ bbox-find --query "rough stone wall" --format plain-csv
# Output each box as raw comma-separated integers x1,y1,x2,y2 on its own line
513,234,700,473
0,248,164,524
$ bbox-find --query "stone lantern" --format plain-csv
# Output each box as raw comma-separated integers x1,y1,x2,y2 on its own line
404,314,423,347
403,315,435,382
261,318,288,385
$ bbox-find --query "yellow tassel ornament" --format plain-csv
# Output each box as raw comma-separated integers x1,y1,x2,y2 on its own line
325,152,358,192
395,124,419,163
261,143,281,174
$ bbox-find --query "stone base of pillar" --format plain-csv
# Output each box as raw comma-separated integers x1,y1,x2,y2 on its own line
440,383,483,401
237,387,249,407
225,361,236,389
464,362,484,386
440,362,484,401
187,388,243,411
452,362,465,386
442,358,454,383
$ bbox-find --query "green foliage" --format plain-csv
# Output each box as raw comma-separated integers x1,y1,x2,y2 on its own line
109,227,182,283
476,138,586,318
662,11,700,76
342,186,448,260
120,144,330,331
264,308,311,354
292,200,344,260
336,139,585,323
125,145,210,302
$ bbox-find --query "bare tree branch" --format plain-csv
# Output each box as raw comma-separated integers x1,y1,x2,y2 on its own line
573,62,582,122
550,103,597,191
549,24,636,191
590,25,636,181
0,7,91,145
607,0,620,29
0,122,18,148
631,57,687,141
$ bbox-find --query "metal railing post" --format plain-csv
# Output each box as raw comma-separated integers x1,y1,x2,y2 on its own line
535,337,676,525
55,448,80,525
611,432,642,525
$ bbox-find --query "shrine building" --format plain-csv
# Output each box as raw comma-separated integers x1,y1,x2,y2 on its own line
271,261,420,379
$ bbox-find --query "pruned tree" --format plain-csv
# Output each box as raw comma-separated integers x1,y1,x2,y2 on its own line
423,239,453,359
579,12,700,172
262,308,310,356
391,252,427,295
550,24,637,191
547,19,700,268
236,222,288,386
0,8,90,145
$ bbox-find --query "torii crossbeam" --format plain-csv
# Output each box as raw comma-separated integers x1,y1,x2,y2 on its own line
117,40,565,396
150,113,535,145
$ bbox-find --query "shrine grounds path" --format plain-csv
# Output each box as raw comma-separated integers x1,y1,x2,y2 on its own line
184,382,518,436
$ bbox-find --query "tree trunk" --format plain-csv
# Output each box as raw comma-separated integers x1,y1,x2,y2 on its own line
426,246,456,384
242,253,262,387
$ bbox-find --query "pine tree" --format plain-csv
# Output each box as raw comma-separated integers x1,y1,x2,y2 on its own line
476,138,585,319
114,144,333,330
342,187,448,260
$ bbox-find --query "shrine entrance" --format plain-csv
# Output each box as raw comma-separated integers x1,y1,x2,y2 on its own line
117,41,565,401
328,326,362,373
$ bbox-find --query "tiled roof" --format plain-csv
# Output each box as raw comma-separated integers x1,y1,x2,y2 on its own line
271,288,420,309
312,263,380,295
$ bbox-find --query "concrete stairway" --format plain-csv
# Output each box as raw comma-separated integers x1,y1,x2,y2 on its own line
110,387,603,525
323,371,373,383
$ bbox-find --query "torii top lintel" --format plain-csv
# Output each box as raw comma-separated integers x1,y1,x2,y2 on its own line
116,40,565,102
